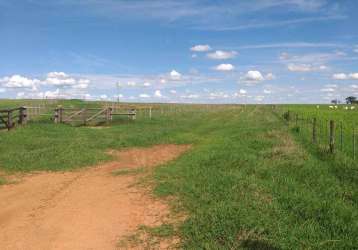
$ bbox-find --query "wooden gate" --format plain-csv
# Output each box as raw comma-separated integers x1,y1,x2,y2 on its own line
0,107,27,131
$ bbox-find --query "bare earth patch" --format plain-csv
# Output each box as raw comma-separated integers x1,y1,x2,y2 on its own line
0,144,190,250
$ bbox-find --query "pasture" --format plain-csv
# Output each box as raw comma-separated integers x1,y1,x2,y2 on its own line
0,100,357,249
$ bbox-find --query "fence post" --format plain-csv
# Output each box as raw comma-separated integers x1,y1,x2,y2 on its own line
19,107,27,125
312,118,317,144
7,110,12,130
353,128,356,160
295,113,298,127
340,121,343,151
149,107,152,120
329,120,335,153
83,109,87,125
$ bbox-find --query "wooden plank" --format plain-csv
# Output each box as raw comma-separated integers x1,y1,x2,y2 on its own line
63,109,85,122
86,109,106,123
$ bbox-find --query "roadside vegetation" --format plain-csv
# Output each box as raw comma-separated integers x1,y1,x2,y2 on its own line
0,100,357,249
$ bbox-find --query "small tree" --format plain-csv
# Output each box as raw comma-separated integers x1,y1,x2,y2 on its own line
346,96,357,104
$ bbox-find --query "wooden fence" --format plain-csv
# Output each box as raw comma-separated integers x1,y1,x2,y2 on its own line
54,107,136,126
0,107,27,131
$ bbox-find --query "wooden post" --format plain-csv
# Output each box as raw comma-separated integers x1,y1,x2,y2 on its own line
7,110,12,131
105,108,110,124
83,109,87,126
329,120,335,153
353,127,356,160
59,108,63,123
132,109,136,120
312,118,317,144
54,108,59,123
340,121,343,151
19,107,27,125
149,107,152,120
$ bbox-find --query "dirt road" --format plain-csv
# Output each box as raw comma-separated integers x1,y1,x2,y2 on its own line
0,144,190,250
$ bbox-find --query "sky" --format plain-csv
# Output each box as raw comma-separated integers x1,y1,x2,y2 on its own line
0,0,358,104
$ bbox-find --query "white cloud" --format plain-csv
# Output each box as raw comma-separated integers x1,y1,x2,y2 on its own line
44,89,61,99
0,88,5,93
47,72,68,78
154,90,162,97
241,70,265,84
320,88,335,92
100,94,108,100
139,93,150,98
332,73,348,80
288,64,313,72
45,72,91,89
254,95,265,102
265,73,275,80
170,90,177,94
214,64,235,71
239,89,247,94
0,75,40,89
263,89,272,94
190,44,211,52
332,73,358,80
127,81,137,86
143,82,151,87
170,70,182,80
350,73,358,80
207,50,237,60
181,94,199,99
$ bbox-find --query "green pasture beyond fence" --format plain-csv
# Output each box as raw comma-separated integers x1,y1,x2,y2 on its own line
278,108,358,160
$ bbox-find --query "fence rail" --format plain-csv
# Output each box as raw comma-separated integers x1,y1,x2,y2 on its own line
0,107,27,131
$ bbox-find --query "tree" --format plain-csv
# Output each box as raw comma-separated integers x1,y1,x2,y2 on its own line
346,96,357,104
331,99,339,104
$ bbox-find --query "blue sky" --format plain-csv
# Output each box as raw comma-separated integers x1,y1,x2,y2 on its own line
0,0,358,103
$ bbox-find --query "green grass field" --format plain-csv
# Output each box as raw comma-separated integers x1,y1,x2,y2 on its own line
1,100,357,249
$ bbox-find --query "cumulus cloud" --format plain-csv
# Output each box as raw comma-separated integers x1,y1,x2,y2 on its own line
181,94,199,99
207,50,237,60
154,90,162,97
241,71,265,84
127,81,137,86
239,89,247,94
190,44,211,52
287,64,326,72
332,73,358,80
169,70,182,80
263,89,272,94
320,88,335,92
45,72,90,89
214,64,235,71
265,73,275,80
350,73,358,79
139,93,150,98
0,75,40,89
332,73,348,80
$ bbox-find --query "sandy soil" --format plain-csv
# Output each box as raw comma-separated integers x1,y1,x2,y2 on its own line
0,144,190,250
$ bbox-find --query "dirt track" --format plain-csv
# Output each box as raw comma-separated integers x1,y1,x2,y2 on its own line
0,144,190,250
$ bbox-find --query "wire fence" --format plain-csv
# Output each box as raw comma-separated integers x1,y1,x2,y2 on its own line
278,109,358,160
